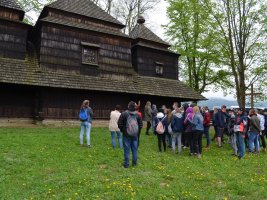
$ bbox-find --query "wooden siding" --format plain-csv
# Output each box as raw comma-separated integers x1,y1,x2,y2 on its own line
0,84,35,118
132,46,179,80
0,21,28,60
0,84,181,119
0,8,21,21
38,24,133,79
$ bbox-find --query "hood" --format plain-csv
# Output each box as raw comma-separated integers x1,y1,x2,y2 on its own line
175,113,183,118
186,107,193,114
156,112,164,119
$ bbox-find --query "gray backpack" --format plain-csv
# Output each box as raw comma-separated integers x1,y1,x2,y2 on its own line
126,113,139,137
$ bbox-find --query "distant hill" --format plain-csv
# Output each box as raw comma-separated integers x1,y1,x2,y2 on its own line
197,98,267,110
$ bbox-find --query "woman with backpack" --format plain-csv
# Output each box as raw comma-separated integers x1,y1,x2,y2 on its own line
154,109,167,152
171,108,184,154
192,106,204,158
79,100,94,148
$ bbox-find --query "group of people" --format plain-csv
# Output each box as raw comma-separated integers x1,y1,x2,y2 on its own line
78,99,267,168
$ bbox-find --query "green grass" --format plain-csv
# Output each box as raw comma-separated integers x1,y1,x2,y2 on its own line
0,127,267,200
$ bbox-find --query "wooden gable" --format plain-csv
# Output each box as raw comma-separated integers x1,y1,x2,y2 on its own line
0,0,31,60
33,0,133,80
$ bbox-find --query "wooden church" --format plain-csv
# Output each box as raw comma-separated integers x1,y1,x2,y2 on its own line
0,0,205,120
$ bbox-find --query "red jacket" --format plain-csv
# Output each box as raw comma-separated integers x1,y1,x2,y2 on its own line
203,111,211,127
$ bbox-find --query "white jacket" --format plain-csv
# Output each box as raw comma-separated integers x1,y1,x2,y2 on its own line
109,110,121,132
257,114,265,131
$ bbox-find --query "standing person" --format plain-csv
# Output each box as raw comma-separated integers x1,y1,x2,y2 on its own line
79,100,94,148
229,110,237,156
109,105,122,149
192,106,204,158
182,103,190,148
264,109,267,141
255,109,266,151
184,107,195,155
171,107,184,154
154,109,167,152
215,105,227,147
234,108,246,159
136,103,142,147
165,109,173,148
248,109,261,153
144,101,152,135
203,106,211,148
151,104,158,132
118,101,142,168
212,108,219,142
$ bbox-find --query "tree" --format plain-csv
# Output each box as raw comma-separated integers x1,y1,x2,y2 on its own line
17,0,54,24
164,0,230,94
203,0,267,108
111,0,159,33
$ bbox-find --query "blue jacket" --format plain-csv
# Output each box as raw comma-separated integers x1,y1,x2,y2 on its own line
171,113,184,133
192,113,204,131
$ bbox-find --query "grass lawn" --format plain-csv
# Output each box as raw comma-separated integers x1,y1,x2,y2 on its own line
0,127,267,200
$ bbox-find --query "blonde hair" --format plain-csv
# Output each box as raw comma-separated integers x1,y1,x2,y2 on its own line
193,106,200,113
81,100,90,109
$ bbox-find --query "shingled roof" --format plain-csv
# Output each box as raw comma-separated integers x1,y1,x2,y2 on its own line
46,0,124,27
0,55,205,101
0,0,23,11
130,17,170,47
40,16,129,38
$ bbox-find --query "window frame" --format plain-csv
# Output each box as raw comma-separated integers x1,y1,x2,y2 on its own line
81,42,100,66
155,61,164,76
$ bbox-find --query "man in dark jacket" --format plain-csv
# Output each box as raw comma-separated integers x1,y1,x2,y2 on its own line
118,101,142,168
215,105,227,147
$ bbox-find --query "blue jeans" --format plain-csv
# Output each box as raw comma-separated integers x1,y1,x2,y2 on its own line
236,132,245,158
123,135,138,167
80,121,91,146
248,132,260,152
111,131,123,148
204,126,210,146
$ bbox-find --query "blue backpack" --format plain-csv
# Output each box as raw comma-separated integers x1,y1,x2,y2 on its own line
79,108,88,121
126,113,139,137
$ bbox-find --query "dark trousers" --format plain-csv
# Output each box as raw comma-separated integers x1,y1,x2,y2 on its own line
182,132,189,147
193,131,203,154
146,121,151,134
188,132,194,153
260,132,266,148
157,133,166,152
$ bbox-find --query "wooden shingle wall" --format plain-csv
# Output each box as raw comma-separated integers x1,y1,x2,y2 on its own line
0,20,28,60
132,45,179,80
38,23,133,79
